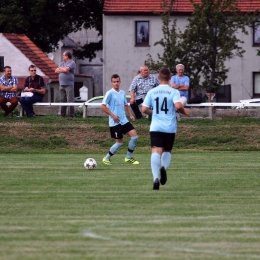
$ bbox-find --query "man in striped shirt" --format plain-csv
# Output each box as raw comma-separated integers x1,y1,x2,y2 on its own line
0,66,19,117
129,66,159,119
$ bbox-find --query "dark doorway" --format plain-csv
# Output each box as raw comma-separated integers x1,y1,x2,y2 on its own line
216,84,231,102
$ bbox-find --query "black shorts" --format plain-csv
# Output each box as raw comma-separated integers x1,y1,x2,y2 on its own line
110,122,135,139
150,132,175,151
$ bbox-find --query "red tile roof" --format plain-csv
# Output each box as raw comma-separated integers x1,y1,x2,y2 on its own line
104,0,260,14
3,33,58,82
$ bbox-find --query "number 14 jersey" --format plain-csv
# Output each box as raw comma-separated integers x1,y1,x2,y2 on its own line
142,84,181,133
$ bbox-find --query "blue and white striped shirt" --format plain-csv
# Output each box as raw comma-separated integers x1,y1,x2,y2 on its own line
129,74,159,100
0,75,18,99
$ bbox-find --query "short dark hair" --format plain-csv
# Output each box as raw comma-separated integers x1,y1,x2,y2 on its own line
64,50,72,59
111,74,120,81
28,64,36,70
3,66,11,71
159,67,171,81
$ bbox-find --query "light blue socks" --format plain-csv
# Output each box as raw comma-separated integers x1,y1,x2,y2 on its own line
151,153,161,180
126,136,138,158
105,142,123,159
161,152,171,169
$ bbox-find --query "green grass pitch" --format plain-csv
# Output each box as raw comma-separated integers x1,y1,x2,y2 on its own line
0,152,260,260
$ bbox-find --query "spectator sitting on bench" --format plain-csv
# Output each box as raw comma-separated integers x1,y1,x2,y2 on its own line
0,66,19,117
19,65,46,118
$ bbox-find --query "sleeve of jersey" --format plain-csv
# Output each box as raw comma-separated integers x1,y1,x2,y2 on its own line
142,92,151,108
124,95,127,105
102,91,110,105
173,90,181,103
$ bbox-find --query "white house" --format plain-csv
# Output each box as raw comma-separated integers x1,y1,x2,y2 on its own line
103,0,260,102
0,33,94,102
47,28,103,98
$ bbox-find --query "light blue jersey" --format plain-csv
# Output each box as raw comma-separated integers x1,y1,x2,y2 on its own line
142,84,181,133
102,88,129,127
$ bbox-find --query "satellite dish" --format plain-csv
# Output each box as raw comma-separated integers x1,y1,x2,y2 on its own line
47,53,54,60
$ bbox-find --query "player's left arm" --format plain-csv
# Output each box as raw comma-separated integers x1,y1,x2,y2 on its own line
125,104,135,121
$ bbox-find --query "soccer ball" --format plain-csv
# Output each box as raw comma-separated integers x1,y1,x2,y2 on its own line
84,158,97,170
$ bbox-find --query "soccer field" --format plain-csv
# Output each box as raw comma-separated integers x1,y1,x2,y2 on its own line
0,152,260,260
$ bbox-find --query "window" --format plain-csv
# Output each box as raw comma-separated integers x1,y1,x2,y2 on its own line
0,56,4,72
253,22,260,46
135,21,149,46
253,72,260,97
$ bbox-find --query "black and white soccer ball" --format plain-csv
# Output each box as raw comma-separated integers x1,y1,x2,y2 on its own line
84,158,97,170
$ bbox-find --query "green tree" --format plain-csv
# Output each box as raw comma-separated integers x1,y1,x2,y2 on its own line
146,0,257,91
182,0,256,91
0,0,103,60
145,0,182,73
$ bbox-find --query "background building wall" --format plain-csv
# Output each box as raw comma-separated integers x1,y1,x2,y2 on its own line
103,15,260,102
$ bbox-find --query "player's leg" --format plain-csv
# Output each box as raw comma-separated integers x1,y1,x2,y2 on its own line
161,151,171,170
102,125,123,165
150,132,164,190
160,133,175,185
124,123,139,164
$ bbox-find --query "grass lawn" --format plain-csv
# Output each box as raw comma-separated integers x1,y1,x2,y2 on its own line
1,152,260,260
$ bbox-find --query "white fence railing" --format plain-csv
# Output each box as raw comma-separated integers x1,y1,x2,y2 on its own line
17,101,260,119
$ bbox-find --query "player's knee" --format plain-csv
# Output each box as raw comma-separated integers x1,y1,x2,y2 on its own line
131,135,138,141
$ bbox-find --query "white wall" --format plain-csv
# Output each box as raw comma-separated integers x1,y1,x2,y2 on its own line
103,15,167,94
225,29,260,101
103,15,260,102
0,34,45,77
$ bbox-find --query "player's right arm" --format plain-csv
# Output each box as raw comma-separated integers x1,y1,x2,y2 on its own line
175,102,190,116
141,93,152,115
101,104,120,123
141,105,152,116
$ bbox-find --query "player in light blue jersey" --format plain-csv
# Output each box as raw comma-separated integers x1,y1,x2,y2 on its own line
142,68,190,190
101,74,139,165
